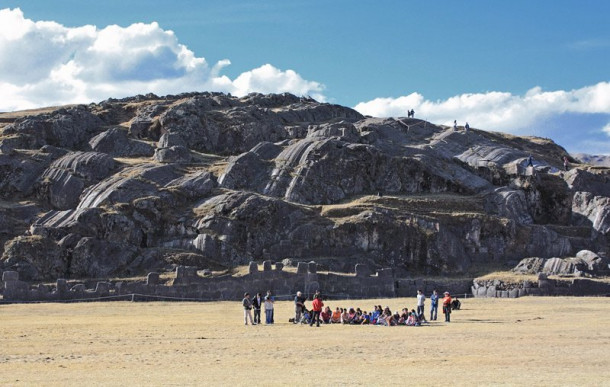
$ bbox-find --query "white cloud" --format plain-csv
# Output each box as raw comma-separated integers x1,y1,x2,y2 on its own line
602,123,610,137
354,83,610,134
0,8,325,111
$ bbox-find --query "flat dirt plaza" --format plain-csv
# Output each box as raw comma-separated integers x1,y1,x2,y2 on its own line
1,297,609,386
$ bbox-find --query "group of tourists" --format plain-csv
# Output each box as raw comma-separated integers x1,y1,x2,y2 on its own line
242,289,460,326
293,289,458,327
242,290,275,325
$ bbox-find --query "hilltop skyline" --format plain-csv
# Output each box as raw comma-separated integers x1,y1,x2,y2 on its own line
1,1,609,154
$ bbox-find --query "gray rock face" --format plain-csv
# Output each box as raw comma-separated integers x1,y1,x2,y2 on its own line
2,105,103,149
89,127,154,157
564,168,610,197
572,191,610,235
157,93,362,155
1,92,609,282
70,237,140,278
36,151,115,210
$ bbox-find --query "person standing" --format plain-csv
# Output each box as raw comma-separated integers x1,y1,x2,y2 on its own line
430,289,439,321
442,291,452,322
266,290,275,323
264,294,274,324
242,292,255,325
563,156,569,171
453,120,458,131
465,122,470,132
416,289,425,318
294,291,306,324
252,292,262,325
309,294,324,327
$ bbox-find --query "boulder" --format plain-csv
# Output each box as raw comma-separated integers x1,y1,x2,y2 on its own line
89,127,154,157
153,146,191,163
1,236,66,281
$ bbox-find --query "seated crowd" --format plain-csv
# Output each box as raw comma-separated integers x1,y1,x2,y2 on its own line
298,304,429,326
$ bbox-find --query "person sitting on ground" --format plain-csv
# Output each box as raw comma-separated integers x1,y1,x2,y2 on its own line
341,308,350,324
451,297,461,310
379,307,393,326
347,308,357,324
399,308,409,325
391,311,401,326
371,306,381,324
321,306,332,324
301,308,311,324
361,311,371,325
406,311,417,326
331,307,342,323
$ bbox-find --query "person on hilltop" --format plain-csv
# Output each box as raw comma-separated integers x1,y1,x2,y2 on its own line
310,294,324,327
453,120,458,131
442,291,452,323
252,292,263,325
430,289,439,321
563,156,570,171
242,292,255,326
465,122,470,132
294,291,306,324
416,289,425,318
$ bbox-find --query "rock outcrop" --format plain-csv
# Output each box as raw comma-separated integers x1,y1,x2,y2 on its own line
1,92,608,282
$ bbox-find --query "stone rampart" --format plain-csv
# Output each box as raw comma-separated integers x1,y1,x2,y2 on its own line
1,263,471,303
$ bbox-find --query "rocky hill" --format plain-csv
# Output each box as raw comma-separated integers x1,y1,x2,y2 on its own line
1,92,609,281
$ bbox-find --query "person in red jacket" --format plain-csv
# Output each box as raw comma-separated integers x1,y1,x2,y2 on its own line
442,291,452,322
309,294,324,327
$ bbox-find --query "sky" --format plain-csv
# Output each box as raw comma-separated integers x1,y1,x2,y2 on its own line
1,1,609,154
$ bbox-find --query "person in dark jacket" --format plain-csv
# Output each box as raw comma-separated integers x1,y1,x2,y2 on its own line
252,292,263,324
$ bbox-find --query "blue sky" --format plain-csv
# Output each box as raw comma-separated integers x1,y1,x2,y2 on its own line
1,1,609,154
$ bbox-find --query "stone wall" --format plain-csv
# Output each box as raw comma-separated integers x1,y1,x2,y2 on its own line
472,273,610,298
1,262,471,303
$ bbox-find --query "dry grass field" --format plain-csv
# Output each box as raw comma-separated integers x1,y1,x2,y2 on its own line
1,297,609,386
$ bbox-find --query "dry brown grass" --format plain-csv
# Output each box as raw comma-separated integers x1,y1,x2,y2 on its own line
1,297,609,386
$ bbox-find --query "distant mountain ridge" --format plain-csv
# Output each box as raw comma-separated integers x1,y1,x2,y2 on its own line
573,153,610,167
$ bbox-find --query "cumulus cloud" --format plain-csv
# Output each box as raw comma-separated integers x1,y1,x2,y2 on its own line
354,82,610,135
0,8,325,111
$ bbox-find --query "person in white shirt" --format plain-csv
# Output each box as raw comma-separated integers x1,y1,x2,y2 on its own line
416,289,425,318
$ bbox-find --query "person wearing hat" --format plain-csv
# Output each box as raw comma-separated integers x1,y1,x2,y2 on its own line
442,291,452,322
